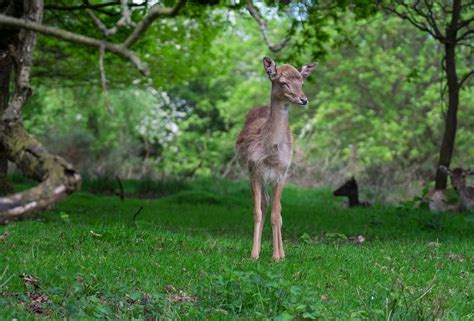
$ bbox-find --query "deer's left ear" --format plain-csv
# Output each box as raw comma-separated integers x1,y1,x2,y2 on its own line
263,57,277,79
467,168,474,175
300,62,318,79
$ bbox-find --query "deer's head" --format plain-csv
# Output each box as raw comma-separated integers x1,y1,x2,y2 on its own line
263,57,317,106
333,177,358,197
439,166,474,191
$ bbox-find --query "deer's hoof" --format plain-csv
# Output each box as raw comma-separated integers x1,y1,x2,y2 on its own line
272,255,285,262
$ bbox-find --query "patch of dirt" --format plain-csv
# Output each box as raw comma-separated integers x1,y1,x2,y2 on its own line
27,291,50,315
18,274,50,315
164,285,197,304
19,274,39,289
447,252,465,262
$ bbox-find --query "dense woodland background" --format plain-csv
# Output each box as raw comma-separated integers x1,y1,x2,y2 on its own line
3,0,474,203
0,2,473,318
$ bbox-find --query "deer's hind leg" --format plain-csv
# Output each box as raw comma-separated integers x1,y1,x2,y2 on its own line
251,178,265,259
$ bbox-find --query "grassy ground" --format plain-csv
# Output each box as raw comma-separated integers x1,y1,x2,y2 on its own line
0,177,473,320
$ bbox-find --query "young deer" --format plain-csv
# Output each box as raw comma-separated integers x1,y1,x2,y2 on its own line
235,57,317,260
332,177,371,208
439,166,474,211
427,189,459,213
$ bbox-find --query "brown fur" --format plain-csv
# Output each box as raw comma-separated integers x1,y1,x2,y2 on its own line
236,105,292,183
428,189,459,213
235,63,311,184
439,166,474,211
235,57,317,260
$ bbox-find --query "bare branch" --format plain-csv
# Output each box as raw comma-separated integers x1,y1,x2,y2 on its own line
124,0,187,48
86,0,136,38
45,1,146,11
117,0,136,28
99,45,112,113
383,1,450,41
422,0,443,39
383,5,441,40
86,8,118,37
246,0,294,52
457,28,474,41
0,13,148,75
457,16,474,30
459,70,474,87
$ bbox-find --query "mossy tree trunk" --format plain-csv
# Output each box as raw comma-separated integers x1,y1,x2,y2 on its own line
0,0,81,224
0,46,13,195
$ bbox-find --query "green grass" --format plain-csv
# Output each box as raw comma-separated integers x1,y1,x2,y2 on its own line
1,177,473,320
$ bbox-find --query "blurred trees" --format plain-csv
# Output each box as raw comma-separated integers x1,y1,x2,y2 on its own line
0,0,219,220
26,7,474,195
1,0,473,210
382,0,473,189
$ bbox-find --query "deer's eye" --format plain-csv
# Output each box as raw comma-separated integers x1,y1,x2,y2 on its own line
282,83,290,90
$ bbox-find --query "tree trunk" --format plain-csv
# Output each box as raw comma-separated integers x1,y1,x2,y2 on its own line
0,0,81,224
435,44,459,189
0,49,13,195
434,1,461,189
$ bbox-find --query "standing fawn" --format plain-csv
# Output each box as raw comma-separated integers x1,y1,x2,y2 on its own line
235,57,317,260
332,177,371,208
439,166,474,212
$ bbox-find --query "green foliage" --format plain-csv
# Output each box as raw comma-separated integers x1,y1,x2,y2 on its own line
198,269,329,319
23,2,474,200
297,13,473,168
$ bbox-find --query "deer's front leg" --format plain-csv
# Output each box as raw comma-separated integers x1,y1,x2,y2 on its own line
271,180,285,261
251,178,263,259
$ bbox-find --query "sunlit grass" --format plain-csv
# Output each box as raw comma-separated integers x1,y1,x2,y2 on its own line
1,178,473,319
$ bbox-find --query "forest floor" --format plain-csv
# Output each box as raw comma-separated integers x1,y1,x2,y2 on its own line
0,177,473,319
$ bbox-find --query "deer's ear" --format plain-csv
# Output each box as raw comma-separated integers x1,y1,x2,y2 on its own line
263,57,277,79
466,168,474,175
439,165,451,176
300,62,318,79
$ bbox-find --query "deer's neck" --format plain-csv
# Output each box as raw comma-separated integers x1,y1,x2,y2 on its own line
347,193,360,207
264,92,289,144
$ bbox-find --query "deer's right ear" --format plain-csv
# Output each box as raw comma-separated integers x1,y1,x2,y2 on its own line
439,165,451,176
263,57,277,79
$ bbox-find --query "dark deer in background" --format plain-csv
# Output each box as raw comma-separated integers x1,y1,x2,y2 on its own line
333,177,371,208
439,166,474,212
235,57,317,260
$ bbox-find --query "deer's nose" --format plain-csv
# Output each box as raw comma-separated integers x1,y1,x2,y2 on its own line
300,97,308,105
